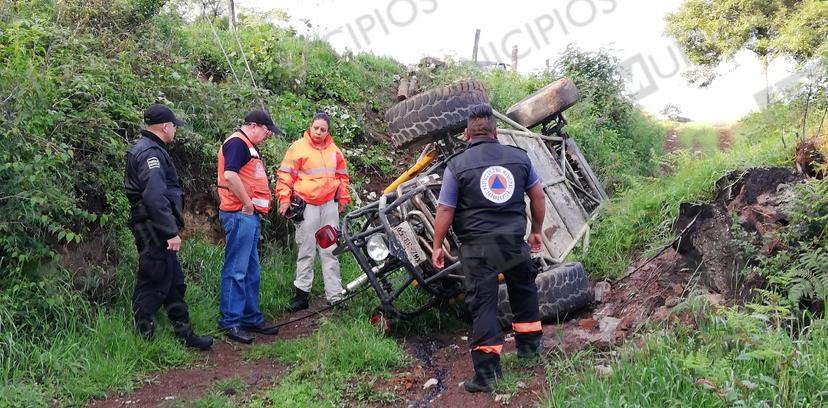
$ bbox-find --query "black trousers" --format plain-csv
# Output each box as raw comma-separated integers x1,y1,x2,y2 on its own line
131,223,190,334
461,239,542,369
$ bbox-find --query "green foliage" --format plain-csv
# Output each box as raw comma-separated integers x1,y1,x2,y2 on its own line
545,307,828,407
246,317,409,407
674,123,722,155
666,0,828,85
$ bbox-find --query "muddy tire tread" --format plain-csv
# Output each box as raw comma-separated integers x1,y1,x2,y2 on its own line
384,80,490,148
496,262,592,329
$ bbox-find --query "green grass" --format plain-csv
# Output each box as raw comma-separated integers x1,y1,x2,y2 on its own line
245,317,410,407
543,303,828,407
675,123,722,155
578,133,791,280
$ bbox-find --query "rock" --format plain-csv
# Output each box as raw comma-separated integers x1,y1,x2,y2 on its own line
460,336,468,341
494,394,511,403
163,396,176,401
617,314,636,332
594,281,611,302
665,297,682,307
651,306,670,322
705,293,723,305
579,319,599,331
595,365,614,377
598,317,620,333
589,317,621,348
423,378,438,389
516,381,527,389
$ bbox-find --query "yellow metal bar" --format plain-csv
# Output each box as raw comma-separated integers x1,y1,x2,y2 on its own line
383,149,438,194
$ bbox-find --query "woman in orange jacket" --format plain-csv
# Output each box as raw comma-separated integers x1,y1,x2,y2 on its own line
276,112,351,311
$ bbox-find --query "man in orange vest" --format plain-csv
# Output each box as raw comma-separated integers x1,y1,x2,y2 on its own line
216,109,282,344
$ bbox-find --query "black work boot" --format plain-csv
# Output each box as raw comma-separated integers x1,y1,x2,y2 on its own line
286,286,310,312
516,335,544,359
173,320,213,350
135,319,155,342
464,351,503,393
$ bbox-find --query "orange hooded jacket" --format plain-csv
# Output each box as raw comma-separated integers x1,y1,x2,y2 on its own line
276,130,351,206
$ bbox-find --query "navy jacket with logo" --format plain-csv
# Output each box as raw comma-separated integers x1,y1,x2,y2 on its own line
124,130,184,241
446,139,533,243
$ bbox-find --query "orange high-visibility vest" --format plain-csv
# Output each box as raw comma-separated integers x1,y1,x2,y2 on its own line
276,131,351,206
217,133,272,214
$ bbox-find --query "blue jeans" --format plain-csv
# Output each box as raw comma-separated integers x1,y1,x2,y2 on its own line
218,211,264,329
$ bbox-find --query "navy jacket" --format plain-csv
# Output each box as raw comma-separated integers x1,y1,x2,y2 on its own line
446,139,532,243
124,130,184,240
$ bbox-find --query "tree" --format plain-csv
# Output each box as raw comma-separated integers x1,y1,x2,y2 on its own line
666,0,828,103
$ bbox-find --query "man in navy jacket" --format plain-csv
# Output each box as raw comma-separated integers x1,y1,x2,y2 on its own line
124,103,212,350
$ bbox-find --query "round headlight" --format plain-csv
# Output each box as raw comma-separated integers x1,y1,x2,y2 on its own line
366,234,390,261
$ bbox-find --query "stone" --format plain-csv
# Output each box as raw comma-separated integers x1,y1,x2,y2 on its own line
579,319,599,331
423,378,438,389
595,365,614,377
594,281,612,302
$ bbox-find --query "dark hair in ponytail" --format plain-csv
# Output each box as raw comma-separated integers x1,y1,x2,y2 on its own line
311,111,331,127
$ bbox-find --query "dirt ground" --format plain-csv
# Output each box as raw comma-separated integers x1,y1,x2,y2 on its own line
87,301,324,408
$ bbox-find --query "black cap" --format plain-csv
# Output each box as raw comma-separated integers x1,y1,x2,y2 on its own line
144,104,186,126
244,109,282,135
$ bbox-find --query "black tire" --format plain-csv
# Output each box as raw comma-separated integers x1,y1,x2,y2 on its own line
505,78,579,129
385,80,490,148
496,262,592,329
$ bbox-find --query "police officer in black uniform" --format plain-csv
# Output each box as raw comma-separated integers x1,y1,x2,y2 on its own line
432,104,546,393
124,104,212,350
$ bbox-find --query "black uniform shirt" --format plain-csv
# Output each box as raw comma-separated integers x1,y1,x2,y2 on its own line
124,130,184,240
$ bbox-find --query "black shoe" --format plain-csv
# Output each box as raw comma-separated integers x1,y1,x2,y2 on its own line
135,319,155,342
222,327,253,344
463,375,493,393
242,322,280,335
178,332,214,350
286,287,310,312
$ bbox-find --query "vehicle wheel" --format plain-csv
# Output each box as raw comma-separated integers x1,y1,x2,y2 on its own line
496,262,592,329
385,80,490,148
505,78,579,129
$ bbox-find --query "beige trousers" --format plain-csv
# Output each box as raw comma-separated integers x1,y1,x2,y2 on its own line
294,200,344,302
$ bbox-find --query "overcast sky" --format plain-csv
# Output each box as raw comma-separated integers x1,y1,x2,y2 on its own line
239,0,803,123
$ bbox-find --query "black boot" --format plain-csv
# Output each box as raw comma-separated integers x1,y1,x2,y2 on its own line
286,287,310,312
516,333,544,358
135,319,155,342
173,320,213,350
463,351,503,393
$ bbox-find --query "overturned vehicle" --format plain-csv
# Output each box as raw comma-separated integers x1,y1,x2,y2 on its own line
319,79,607,328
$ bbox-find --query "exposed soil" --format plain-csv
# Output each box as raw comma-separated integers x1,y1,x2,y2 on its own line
718,128,733,151
795,137,826,178
663,128,681,154
86,301,327,408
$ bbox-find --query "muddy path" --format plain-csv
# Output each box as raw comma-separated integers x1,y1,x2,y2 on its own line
87,301,326,408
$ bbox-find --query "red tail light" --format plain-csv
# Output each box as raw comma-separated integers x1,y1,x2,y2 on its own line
315,225,338,249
